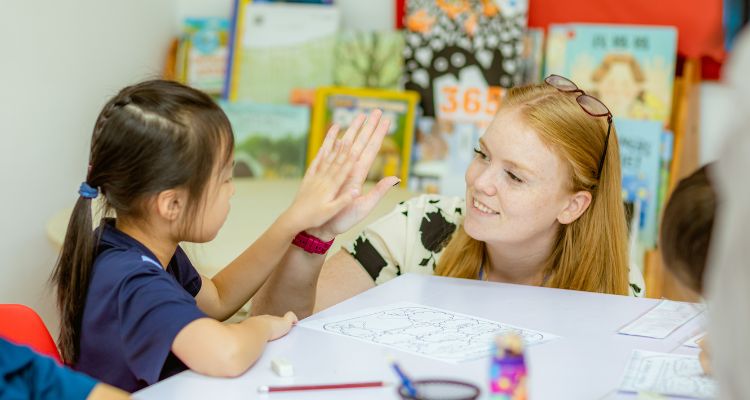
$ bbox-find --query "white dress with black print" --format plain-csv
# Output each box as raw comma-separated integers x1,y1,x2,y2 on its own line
343,194,646,297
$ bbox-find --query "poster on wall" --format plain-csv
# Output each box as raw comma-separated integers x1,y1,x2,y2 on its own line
402,0,528,117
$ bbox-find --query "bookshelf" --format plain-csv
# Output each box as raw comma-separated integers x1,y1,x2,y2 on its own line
643,57,702,300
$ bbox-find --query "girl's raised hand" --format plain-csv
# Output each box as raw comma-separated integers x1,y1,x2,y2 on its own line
280,110,392,235
303,110,400,239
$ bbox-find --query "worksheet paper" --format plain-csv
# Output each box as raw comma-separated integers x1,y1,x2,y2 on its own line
618,300,705,339
683,332,707,349
618,350,717,399
299,302,558,363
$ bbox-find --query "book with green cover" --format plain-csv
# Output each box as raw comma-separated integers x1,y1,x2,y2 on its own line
225,1,340,103
219,101,310,178
308,87,419,186
334,31,405,90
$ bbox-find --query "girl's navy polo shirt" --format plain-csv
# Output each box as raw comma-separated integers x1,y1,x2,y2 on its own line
75,219,207,392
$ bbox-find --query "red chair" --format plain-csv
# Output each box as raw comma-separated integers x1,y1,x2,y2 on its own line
0,304,62,363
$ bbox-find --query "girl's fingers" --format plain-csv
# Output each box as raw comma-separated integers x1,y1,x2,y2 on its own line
317,139,342,176
332,137,354,167
330,114,368,171
321,123,340,156
308,123,340,175
325,188,360,219
284,311,298,324
361,117,390,165
338,113,367,146
302,111,388,218
348,117,391,185
326,150,357,189
349,109,382,159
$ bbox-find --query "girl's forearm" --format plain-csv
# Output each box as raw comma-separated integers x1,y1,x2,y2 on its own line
174,318,271,378
221,318,272,375
209,212,302,317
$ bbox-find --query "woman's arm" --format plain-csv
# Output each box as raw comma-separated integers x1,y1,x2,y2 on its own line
251,111,397,318
171,312,296,377
312,250,376,313
248,239,329,318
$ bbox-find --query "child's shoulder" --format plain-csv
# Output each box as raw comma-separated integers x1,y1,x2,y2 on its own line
94,219,166,277
94,248,164,279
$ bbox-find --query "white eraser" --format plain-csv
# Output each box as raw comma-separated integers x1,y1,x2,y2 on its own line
271,358,294,377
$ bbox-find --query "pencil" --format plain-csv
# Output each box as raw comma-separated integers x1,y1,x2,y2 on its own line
257,381,391,393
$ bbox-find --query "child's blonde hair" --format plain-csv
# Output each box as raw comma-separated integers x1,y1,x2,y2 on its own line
51,80,234,363
435,83,630,295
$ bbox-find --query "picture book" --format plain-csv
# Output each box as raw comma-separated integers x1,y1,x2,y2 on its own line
334,31,405,90
225,1,340,103
545,24,678,124
254,0,333,3
403,0,528,117
617,117,664,249
655,129,674,225
520,27,545,84
410,117,483,196
410,116,446,194
176,18,230,96
219,101,310,179
439,120,482,196
309,87,419,186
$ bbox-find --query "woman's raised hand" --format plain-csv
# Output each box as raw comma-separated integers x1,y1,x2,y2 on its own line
310,110,401,239
281,110,398,237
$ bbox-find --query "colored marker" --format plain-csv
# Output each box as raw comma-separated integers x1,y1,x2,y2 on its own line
390,361,418,397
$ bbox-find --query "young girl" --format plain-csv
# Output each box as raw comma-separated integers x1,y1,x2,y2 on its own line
50,80,398,392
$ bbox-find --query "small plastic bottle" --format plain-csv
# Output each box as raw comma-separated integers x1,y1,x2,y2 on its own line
489,333,528,400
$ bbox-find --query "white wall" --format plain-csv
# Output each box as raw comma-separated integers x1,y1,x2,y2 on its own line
0,0,179,335
176,0,233,26
0,0,393,337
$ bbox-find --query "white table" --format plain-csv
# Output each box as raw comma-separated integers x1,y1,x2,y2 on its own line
134,274,703,400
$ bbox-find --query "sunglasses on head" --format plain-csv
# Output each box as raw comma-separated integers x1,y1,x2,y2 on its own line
544,74,613,180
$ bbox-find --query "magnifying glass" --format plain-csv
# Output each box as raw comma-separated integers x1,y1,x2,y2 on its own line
396,379,481,400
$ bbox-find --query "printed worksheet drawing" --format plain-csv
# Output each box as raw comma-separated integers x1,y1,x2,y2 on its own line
683,332,707,349
299,302,559,363
618,300,705,339
619,350,717,399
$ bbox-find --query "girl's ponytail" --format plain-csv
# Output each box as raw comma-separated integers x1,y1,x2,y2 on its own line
51,182,100,364
51,94,126,364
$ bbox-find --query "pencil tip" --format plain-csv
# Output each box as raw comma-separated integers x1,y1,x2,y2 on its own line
258,386,269,393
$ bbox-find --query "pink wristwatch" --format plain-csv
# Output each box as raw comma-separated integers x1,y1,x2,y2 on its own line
292,231,335,254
